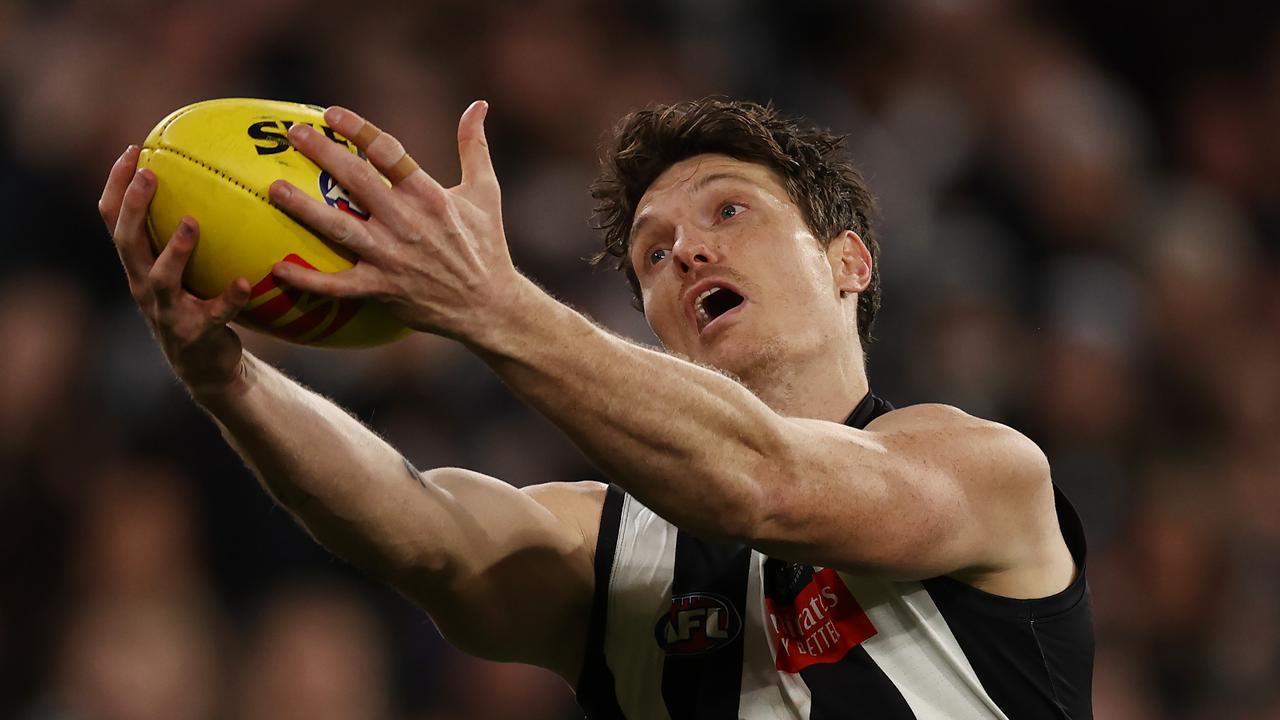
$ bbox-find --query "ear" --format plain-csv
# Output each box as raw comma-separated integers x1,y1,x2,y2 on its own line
829,229,872,297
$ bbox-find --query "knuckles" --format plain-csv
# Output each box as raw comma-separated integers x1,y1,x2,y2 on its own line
329,216,359,244
147,261,184,300
367,133,405,164
164,325,201,350
147,276,174,301
416,183,449,214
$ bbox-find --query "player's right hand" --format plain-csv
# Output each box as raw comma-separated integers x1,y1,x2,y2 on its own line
99,145,253,398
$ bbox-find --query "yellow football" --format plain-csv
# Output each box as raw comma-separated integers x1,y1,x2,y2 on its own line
139,98,411,348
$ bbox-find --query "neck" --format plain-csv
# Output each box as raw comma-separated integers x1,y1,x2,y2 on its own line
739,340,869,422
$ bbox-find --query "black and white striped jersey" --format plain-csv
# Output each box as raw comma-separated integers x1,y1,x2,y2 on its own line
576,393,1094,719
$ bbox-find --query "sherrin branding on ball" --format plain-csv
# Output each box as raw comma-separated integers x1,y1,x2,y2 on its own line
139,98,411,348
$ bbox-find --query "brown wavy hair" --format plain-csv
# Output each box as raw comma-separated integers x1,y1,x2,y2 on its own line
590,97,882,346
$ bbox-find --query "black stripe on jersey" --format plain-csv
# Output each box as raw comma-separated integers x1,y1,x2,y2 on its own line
661,534,752,719
804,648,919,719
577,484,627,719
920,485,1095,719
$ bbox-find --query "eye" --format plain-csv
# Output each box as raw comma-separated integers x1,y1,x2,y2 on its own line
719,203,745,220
648,247,670,266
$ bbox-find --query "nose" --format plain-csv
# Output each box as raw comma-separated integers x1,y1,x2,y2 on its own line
671,226,720,274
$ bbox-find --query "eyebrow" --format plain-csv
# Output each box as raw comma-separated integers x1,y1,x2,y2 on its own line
629,171,757,243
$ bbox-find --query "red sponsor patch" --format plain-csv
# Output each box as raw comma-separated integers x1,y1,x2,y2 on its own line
244,254,362,343
764,567,876,672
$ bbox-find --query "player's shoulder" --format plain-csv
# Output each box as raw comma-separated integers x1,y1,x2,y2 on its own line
870,402,1036,441
868,401,996,431
867,403,1050,485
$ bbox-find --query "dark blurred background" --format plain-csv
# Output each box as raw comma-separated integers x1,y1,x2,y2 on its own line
2,0,1279,718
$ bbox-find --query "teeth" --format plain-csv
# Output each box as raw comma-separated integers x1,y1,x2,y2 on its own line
695,287,720,327
696,305,711,325
696,287,717,308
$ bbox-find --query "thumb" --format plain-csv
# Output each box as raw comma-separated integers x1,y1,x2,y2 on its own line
457,101,498,195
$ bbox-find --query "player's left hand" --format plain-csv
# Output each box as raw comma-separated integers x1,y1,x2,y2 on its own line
267,101,523,339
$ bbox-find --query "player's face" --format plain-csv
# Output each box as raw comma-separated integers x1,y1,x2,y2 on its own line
629,154,855,376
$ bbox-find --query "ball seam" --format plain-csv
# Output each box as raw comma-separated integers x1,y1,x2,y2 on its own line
155,104,195,138
148,146,272,203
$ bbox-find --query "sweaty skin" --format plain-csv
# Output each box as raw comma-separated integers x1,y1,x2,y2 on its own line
100,102,1075,685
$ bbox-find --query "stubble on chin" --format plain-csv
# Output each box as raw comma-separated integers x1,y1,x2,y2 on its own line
667,333,790,401
726,335,792,398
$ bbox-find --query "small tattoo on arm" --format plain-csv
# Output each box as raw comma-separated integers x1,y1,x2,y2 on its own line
402,456,428,488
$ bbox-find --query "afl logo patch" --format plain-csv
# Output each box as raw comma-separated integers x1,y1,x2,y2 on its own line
318,170,371,220
654,592,741,655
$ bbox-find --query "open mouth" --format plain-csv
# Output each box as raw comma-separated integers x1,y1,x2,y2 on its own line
694,286,745,332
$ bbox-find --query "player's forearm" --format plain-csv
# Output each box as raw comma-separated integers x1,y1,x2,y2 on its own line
192,354,596,672
471,279,784,539
192,352,447,577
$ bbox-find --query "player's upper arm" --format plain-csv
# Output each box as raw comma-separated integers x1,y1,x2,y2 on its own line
386,469,605,682
747,404,1053,582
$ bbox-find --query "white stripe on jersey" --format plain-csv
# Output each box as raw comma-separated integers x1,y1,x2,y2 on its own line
741,550,812,719
841,573,1011,720
600,493,1012,719
606,494,676,720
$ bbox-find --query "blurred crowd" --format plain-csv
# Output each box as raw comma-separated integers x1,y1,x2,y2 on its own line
2,0,1279,718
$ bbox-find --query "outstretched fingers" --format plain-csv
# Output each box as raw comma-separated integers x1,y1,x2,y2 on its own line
269,180,379,257
285,122,405,223
323,106,440,197
350,116,419,185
